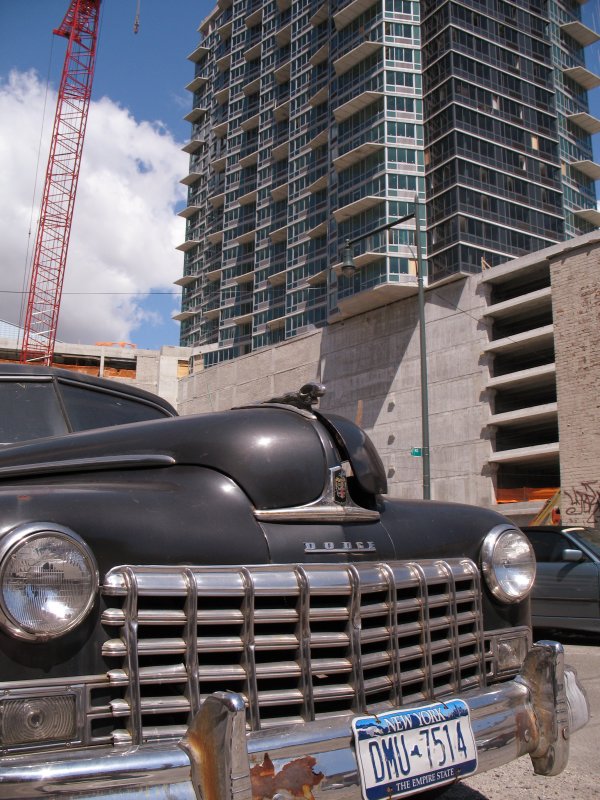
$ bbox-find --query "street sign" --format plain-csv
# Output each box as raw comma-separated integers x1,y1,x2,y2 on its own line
410,447,422,457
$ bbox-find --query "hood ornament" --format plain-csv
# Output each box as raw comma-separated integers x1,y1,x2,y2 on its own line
264,381,326,411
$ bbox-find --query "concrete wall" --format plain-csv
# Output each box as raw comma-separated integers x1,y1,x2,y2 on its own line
551,238,600,527
179,333,323,413
133,346,192,408
179,274,493,507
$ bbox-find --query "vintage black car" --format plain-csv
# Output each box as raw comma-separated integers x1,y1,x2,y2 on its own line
0,366,589,799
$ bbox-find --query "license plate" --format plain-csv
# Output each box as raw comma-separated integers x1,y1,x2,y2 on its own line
352,699,478,799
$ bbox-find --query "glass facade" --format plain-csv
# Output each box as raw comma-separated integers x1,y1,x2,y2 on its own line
177,0,599,363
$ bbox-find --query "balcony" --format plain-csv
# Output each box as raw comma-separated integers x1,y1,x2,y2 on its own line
334,41,383,77
215,86,230,105
216,52,231,72
240,186,258,205
274,60,291,83
178,203,202,219
172,309,196,322
276,21,292,46
310,43,329,66
174,274,197,288
274,99,290,121
217,19,233,39
182,135,206,155
560,20,600,47
184,106,209,124
209,192,225,209
310,1,328,26
333,141,385,172
308,173,328,193
333,90,384,123
211,153,227,172
570,159,600,180
241,113,260,132
272,140,289,160
245,42,262,62
176,236,201,252
574,207,600,225
206,262,223,281
563,65,600,90
233,220,257,245
213,121,228,138
335,276,418,319
566,111,600,134
270,223,289,243
333,195,383,223
187,44,210,63
179,171,204,186
306,128,327,149
207,229,224,245
185,73,209,93
271,181,288,201
240,137,259,161
245,5,263,27
202,306,221,321
333,0,376,30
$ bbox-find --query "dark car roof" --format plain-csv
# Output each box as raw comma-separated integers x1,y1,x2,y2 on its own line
0,363,177,416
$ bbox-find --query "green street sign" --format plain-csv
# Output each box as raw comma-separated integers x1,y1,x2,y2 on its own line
410,447,422,457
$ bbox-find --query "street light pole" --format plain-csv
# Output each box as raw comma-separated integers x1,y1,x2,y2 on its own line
338,200,431,499
414,197,431,500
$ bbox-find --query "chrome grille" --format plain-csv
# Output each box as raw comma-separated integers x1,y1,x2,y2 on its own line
101,560,486,745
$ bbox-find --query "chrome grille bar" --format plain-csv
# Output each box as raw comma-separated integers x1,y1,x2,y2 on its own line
240,567,259,730
101,560,486,745
294,565,315,721
121,567,142,746
183,568,200,718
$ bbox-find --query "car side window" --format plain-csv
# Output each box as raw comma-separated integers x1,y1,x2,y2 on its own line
526,530,586,563
58,381,171,431
0,380,69,443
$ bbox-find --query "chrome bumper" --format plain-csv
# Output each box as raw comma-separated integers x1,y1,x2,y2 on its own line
0,641,589,800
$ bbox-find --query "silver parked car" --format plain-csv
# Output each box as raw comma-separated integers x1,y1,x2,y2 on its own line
521,525,600,634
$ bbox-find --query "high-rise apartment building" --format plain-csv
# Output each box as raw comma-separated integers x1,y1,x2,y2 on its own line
176,0,599,365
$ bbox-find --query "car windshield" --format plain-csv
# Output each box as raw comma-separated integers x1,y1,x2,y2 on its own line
569,527,600,559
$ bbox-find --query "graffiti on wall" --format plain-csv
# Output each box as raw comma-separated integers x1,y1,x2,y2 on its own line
564,481,600,526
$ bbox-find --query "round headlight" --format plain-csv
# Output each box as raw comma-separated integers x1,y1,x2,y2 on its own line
481,525,536,603
0,524,98,641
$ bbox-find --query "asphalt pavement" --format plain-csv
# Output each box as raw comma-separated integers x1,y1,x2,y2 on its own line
441,637,600,799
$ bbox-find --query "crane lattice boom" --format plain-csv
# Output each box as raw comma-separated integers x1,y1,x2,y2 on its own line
20,0,101,365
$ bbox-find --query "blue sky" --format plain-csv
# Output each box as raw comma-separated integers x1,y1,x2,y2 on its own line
0,0,213,350
0,1,599,349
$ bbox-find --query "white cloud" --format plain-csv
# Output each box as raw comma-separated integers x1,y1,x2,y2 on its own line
0,69,187,346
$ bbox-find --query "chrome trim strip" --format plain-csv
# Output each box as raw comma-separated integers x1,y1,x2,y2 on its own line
0,454,176,479
0,651,589,799
254,466,380,522
254,505,380,522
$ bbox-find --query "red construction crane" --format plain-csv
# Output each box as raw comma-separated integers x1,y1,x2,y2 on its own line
20,0,102,365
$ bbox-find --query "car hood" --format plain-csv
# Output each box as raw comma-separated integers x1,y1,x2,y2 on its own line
0,406,336,511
